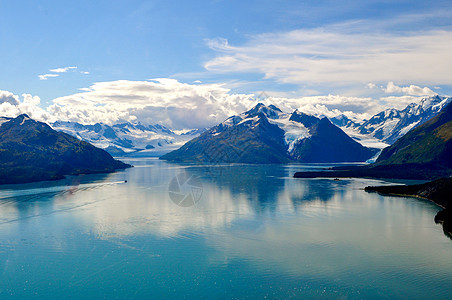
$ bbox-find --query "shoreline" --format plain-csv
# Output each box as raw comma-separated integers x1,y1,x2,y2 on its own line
364,178,452,239
365,191,446,209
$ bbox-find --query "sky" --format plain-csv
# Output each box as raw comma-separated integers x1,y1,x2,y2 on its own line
1,0,452,129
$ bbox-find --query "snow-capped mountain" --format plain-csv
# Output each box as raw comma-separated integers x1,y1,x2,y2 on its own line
51,121,203,156
161,103,376,163
46,96,450,159
0,114,129,184
333,95,452,146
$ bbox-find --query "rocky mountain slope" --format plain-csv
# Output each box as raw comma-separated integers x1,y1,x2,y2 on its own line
161,103,376,163
294,101,452,180
48,96,451,159
334,95,452,146
376,98,452,167
0,114,130,184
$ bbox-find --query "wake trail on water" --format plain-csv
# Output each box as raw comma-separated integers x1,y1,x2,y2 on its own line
0,181,126,201
0,181,127,226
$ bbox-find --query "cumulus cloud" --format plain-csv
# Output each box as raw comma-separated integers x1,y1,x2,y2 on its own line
0,79,441,129
0,92,49,121
47,79,256,129
383,81,436,96
367,83,377,89
204,29,452,87
378,95,428,110
47,79,392,128
0,90,20,105
46,78,394,127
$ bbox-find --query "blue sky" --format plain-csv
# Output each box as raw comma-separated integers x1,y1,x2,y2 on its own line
1,0,452,128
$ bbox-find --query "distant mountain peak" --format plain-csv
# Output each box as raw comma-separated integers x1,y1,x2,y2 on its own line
268,104,283,112
341,95,452,145
245,103,283,119
289,110,320,128
50,119,198,156
376,101,452,169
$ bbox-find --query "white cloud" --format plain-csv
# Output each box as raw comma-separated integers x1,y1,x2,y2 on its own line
46,79,387,127
383,81,436,96
0,92,49,121
378,95,427,110
38,66,78,80
0,79,440,129
38,74,60,80
0,90,20,105
204,29,452,88
367,83,377,89
47,79,256,129
49,66,77,73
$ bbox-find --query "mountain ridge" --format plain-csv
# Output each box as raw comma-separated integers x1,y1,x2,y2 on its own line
0,114,130,184
294,101,452,180
161,103,376,164
334,95,452,146
51,120,202,156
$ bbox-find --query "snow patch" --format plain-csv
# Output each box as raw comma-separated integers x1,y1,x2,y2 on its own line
269,115,310,152
20,116,30,125
340,126,390,149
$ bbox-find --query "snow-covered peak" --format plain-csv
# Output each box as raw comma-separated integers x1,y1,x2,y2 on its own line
419,95,441,110
346,95,452,145
429,96,452,112
50,120,199,156
210,103,286,135
244,103,283,119
289,110,321,127
14,114,32,126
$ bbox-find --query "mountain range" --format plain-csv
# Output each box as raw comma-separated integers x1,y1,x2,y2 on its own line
376,98,452,168
51,121,203,157
294,100,452,180
161,103,377,163
47,96,451,159
1,95,451,182
0,114,130,184
333,95,452,146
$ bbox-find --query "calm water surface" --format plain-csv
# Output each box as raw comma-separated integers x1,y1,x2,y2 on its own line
0,158,451,299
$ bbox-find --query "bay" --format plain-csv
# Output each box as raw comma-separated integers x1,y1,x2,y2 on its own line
0,158,450,299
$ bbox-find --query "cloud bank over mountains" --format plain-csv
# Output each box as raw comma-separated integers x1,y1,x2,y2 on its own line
383,81,435,96
0,79,443,130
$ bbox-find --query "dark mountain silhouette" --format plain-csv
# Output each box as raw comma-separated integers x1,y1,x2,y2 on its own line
290,117,376,163
0,114,130,184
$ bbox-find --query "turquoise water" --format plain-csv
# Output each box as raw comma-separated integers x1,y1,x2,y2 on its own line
0,158,451,299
